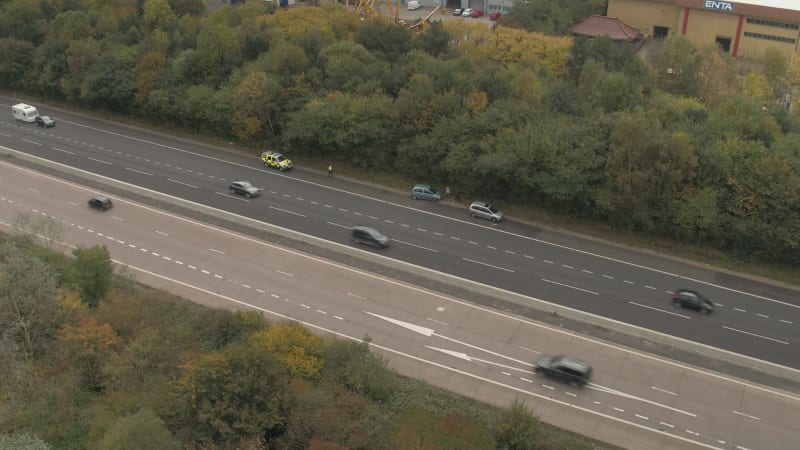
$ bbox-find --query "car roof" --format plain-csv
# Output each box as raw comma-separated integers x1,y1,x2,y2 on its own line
414,184,433,189
552,356,591,372
92,196,110,201
471,201,491,207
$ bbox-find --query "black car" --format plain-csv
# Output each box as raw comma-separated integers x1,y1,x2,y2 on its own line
88,196,113,211
672,289,714,314
229,180,262,198
35,115,55,127
534,355,592,387
351,226,390,248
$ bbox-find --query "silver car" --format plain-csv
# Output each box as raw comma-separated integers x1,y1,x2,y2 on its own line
469,201,504,223
229,180,262,198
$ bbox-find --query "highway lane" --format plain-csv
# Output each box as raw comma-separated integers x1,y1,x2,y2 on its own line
1,160,799,450
1,99,799,368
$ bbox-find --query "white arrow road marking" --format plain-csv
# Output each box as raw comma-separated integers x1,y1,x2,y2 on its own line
364,311,435,336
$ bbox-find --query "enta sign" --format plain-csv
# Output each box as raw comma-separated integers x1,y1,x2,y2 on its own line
704,0,735,12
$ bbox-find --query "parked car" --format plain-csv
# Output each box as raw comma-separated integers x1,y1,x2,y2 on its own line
534,355,592,387
672,289,714,314
471,9,484,18
490,11,502,21
35,115,55,128
352,226,390,248
461,8,473,17
88,196,113,211
453,8,463,16
229,180,263,198
411,184,442,201
469,201,504,223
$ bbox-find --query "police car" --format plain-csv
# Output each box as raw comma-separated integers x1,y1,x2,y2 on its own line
261,151,293,171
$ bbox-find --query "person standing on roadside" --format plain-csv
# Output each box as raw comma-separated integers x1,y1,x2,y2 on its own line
328,162,333,177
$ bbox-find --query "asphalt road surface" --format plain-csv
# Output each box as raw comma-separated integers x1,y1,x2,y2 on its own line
1,98,799,371
2,161,799,450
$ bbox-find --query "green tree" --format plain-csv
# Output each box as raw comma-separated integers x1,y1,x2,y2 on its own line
0,242,59,361
598,112,698,231
510,0,605,35
413,20,450,57
175,345,293,446
494,400,541,450
355,20,412,63
672,187,723,244
99,408,181,450
0,0,50,44
708,96,780,146
321,338,397,403
82,46,137,112
590,71,640,113
0,38,34,89
143,0,178,30
71,245,113,307
649,35,699,97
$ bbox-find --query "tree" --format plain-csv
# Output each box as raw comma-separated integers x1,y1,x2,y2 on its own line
132,51,167,106
648,35,699,97
413,20,450,57
175,345,293,446
71,245,113,307
99,408,181,450
590,71,640,113
0,433,51,450
11,212,63,250
509,0,605,35
320,338,397,403
743,71,773,107
143,0,178,31
0,242,59,361
0,38,35,89
59,316,122,392
82,46,137,112
694,44,739,106
248,322,324,380
708,96,780,146
494,400,541,450
354,20,412,63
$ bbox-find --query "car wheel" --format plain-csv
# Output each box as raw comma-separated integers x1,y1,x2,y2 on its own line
412,195,417,200
230,188,236,194
700,308,711,315
245,192,251,198
673,300,682,308
492,217,498,223
470,212,476,218
279,167,285,172
569,379,581,388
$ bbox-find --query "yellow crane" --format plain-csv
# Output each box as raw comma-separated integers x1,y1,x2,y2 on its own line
354,0,400,21
405,6,440,32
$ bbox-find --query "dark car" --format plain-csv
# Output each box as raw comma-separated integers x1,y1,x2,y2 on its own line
88,196,113,211
352,226,390,248
534,355,592,387
229,180,262,198
672,289,714,314
35,115,55,128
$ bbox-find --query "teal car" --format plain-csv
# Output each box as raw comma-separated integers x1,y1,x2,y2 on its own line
411,184,442,201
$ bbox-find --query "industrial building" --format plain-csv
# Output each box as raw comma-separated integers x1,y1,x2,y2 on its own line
606,0,800,59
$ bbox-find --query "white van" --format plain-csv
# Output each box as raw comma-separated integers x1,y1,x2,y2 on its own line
12,103,39,123
408,0,421,10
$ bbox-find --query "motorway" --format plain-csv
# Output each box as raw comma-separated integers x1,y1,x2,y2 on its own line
1,98,798,370
1,160,798,450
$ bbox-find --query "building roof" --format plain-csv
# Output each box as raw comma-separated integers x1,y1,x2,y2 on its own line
573,15,642,41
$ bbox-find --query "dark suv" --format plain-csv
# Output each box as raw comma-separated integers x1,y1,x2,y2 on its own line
88,196,113,211
351,226,390,248
534,355,592,387
229,180,262,198
672,289,714,314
